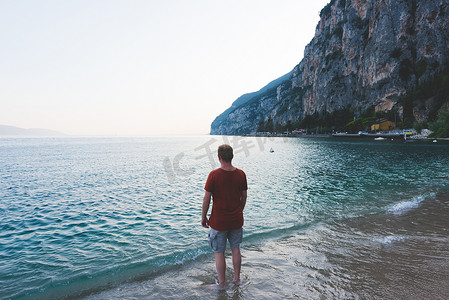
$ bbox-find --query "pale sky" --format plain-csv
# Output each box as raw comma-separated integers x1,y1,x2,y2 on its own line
0,0,329,136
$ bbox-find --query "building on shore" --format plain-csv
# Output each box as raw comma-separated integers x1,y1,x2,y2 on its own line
371,119,395,132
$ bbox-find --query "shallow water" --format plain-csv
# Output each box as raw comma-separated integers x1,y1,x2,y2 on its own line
1,136,448,299
83,190,449,300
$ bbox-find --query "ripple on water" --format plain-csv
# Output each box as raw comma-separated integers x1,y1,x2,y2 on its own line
1,137,449,299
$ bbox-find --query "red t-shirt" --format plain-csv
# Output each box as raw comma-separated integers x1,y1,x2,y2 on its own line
204,168,248,231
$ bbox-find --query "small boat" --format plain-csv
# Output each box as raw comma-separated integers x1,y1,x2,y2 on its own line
270,147,274,153
433,140,437,143
374,137,386,141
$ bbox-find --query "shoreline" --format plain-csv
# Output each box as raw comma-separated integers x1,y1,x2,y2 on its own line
82,189,449,300
242,133,449,141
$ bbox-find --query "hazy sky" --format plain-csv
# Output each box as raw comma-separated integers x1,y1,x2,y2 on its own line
1,0,329,136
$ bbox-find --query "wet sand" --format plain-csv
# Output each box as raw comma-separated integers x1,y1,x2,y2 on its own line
84,190,449,300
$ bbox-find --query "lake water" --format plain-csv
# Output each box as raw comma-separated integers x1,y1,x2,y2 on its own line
1,136,448,299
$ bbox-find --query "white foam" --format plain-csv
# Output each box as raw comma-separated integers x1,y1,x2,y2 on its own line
387,195,426,215
375,235,404,245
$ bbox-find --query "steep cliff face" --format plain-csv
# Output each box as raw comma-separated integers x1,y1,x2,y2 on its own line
211,0,449,135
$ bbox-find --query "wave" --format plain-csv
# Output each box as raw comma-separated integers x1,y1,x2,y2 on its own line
374,235,405,245
386,193,436,215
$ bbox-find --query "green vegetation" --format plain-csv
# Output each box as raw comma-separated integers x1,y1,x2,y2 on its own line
345,117,376,133
258,106,399,135
293,107,353,133
399,64,449,131
429,105,449,138
395,63,449,135
401,93,415,128
345,107,397,133
414,120,427,134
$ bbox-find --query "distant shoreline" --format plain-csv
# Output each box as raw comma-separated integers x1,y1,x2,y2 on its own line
241,133,449,141
0,124,66,137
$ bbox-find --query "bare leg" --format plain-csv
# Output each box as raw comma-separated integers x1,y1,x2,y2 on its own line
214,252,226,287
230,247,242,284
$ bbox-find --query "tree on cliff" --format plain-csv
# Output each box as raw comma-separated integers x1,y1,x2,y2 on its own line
429,105,449,138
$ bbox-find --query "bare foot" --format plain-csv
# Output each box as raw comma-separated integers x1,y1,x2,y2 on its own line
233,278,243,285
217,282,227,290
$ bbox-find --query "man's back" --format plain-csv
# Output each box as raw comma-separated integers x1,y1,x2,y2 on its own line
205,168,247,231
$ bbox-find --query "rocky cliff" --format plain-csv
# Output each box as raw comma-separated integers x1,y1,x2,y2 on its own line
211,0,449,135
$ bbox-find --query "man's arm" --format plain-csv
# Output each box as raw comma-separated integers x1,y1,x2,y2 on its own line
240,190,247,210
201,191,212,228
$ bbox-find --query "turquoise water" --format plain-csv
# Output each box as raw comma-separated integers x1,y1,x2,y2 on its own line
1,136,448,299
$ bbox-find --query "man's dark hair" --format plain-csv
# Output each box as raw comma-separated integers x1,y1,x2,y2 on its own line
218,144,233,162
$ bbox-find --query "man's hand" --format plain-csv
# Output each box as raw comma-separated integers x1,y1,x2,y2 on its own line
202,191,212,228
201,216,209,228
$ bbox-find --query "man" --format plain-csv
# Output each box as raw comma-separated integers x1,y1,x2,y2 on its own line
201,144,248,288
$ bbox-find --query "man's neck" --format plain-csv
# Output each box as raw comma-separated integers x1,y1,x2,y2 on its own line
220,161,236,171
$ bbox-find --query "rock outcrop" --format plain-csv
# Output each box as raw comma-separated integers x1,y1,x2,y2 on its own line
211,0,449,135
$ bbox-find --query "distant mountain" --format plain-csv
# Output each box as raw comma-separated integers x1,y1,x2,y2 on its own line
0,124,67,136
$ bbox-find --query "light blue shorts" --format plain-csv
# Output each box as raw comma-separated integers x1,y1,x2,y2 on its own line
208,228,243,253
